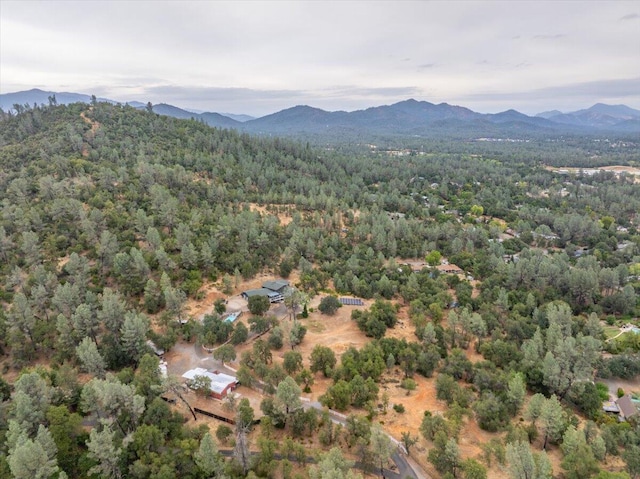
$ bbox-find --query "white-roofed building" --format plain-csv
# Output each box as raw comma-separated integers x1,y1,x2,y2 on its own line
182,367,238,399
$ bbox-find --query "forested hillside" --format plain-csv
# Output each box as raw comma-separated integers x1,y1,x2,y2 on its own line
0,102,639,479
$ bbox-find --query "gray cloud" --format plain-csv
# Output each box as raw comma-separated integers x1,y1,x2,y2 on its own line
456,77,640,114
320,86,421,98
143,85,306,103
533,34,566,40
462,77,640,101
2,1,639,115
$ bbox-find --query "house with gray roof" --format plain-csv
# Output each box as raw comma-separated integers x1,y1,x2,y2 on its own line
241,279,289,303
262,279,290,293
617,395,639,421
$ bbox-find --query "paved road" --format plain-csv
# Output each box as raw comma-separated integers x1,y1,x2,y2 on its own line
218,448,410,478
301,400,429,479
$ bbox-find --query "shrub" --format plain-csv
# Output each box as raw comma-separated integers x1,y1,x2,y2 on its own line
216,424,233,443
319,296,342,315
401,378,417,395
248,295,271,316
393,404,405,413
595,382,610,401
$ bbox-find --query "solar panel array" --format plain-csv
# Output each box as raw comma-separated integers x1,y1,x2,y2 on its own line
339,297,364,306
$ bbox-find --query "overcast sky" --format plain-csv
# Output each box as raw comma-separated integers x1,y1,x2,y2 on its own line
1,0,639,116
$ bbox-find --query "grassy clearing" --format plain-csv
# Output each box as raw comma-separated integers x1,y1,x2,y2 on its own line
604,326,620,339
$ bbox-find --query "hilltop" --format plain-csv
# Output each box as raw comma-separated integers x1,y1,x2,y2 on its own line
3,89,640,142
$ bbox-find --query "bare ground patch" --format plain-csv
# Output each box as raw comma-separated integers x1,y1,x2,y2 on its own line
545,165,640,183
247,203,296,226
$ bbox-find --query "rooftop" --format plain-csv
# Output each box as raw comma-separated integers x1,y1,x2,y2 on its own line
182,368,237,395
262,279,290,291
617,395,638,419
436,264,463,273
243,288,281,298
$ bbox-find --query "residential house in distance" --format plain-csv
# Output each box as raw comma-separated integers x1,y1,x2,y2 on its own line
436,263,464,275
617,395,639,421
182,368,238,400
603,394,640,422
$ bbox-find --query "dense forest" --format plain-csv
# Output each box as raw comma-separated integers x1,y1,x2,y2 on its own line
0,101,639,479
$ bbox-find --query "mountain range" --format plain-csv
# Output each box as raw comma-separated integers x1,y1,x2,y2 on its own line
2,88,640,138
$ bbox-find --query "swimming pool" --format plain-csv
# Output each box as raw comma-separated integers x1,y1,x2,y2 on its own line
224,312,240,323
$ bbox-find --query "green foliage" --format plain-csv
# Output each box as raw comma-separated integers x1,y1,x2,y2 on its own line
268,326,285,350
319,296,342,315
214,298,227,315
623,445,640,479
474,392,509,432
283,350,303,375
190,375,212,396
200,313,233,346
0,375,11,401
462,458,487,479
400,431,418,454
425,250,442,267
420,411,449,441
428,432,461,477
310,345,336,377
506,440,553,479
248,295,271,316
567,381,604,420
213,344,236,364
249,315,276,335
561,426,600,479
289,321,307,349
320,380,352,411
401,378,417,395
231,321,249,345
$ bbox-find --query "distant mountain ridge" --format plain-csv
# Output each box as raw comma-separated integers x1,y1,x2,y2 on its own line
2,88,639,136
535,103,640,130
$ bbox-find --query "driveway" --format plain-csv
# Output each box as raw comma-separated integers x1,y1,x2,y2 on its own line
301,400,430,479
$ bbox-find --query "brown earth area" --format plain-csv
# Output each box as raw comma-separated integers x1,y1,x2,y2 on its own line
545,165,640,183
247,203,296,226
175,273,518,478
80,109,101,158
175,274,519,478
